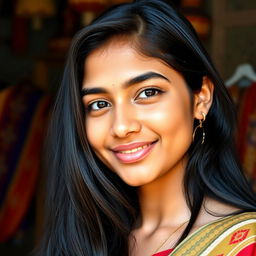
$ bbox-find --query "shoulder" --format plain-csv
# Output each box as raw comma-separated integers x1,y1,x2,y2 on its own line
221,211,256,224
220,211,256,231
201,211,256,241
171,212,256,256
220,211,256,237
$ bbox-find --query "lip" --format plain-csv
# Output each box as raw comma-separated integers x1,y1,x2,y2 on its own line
111,141,157,164
112,141,155,152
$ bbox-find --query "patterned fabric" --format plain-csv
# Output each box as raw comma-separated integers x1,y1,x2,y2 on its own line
228,82,256,190
0,84,51,242
237,83,256,191
169,212,256,256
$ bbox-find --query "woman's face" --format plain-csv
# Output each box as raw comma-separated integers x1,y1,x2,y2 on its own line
82,39,195,186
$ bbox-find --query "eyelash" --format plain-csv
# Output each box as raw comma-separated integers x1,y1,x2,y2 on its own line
87,100,111,112
86,87,164,112
135,87,164,101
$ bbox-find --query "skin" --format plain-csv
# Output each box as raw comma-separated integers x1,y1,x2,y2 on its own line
82,38,236,256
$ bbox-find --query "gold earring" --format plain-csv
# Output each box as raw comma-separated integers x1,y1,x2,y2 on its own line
193,112,206,144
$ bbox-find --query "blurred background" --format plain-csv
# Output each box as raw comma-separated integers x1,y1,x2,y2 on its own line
0,0,255,255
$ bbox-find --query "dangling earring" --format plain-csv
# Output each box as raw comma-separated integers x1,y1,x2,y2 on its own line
193,112,206,144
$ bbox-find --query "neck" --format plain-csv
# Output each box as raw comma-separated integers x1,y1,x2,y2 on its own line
137,158,190,232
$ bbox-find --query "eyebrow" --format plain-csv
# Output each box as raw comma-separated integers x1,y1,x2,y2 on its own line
81,71,170,97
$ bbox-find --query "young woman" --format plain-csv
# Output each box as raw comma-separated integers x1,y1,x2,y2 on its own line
38,0,256,255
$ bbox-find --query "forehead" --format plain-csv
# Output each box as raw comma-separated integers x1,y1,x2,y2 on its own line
85,38,150,70
83,38,178,86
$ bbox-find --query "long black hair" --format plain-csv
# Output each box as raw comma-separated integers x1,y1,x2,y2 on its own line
38,0,256,255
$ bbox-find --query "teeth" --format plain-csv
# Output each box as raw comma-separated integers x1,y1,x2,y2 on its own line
120,144,149,154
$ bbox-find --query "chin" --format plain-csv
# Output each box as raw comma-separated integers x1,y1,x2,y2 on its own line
123,180,148,187
118,173,156,187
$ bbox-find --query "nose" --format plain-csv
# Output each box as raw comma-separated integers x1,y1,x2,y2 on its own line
110,105,141,138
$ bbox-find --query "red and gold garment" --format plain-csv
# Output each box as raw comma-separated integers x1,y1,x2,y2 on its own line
153,212,256,256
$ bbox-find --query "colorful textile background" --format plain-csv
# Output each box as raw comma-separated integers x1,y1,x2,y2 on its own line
0,83,51,242
229,82,256,190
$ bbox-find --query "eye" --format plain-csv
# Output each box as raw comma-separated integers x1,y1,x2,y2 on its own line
136,88,163,100
87,100,111,111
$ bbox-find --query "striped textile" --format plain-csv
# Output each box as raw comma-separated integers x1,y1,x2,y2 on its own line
170,212,256,256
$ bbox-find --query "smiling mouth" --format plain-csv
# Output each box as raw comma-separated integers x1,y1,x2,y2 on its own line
119,144,150,154
112,141,157,163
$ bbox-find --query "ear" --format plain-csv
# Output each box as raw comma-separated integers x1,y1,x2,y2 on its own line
193,76,214,120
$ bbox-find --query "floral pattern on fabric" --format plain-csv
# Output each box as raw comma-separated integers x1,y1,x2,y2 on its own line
229,229,249,244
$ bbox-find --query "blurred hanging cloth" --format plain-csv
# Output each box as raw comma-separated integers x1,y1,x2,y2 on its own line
229,82,256,190
0,82,51,242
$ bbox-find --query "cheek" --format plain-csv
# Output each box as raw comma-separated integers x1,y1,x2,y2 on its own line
143,99,193,133
145,98,194,156
85,116,115,170
85,117,107,150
